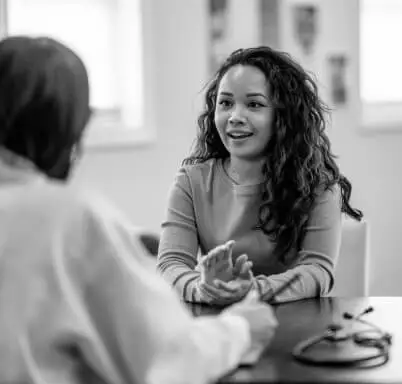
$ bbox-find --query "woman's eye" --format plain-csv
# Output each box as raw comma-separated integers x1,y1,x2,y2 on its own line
248,101,264,109
218,99,233,108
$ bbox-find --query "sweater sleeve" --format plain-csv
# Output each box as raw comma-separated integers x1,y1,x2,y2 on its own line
156,167,206,302
255,185,342,303
67,196,252,384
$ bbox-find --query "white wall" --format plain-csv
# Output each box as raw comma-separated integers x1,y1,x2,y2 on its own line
73,0,402,295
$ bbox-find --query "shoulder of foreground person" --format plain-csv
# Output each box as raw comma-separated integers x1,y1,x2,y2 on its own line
14,181,147,262
20,182,132,227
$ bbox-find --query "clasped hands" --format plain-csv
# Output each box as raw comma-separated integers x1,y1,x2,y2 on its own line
196,240,256,305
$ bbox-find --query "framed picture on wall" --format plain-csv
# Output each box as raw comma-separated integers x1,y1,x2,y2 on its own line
292,4,318,56
259,0,280,49
208,0,263,77
328,54,348,106
209,0,230,75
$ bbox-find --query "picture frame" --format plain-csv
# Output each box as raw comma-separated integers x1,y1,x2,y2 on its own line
292,4,318,56
328,54,348,106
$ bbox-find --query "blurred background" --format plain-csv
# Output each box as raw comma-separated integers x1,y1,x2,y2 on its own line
1,0,401,296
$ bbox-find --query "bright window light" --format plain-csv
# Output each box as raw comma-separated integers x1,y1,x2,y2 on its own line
360,0,402,104
6,0,143,129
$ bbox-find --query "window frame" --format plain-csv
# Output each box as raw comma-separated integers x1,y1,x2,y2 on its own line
0,0,156,150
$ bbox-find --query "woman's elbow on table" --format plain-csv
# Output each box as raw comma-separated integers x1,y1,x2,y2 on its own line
316,264,335,296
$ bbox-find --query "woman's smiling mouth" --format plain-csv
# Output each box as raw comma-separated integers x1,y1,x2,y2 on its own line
227,131,253,139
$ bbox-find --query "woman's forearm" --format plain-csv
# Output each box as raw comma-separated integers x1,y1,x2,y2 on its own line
255,263,333,303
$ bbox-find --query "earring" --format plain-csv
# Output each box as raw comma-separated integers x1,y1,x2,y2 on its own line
70,145,79,165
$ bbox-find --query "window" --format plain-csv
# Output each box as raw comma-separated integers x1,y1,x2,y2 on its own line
0,0,154,148
360,0,402,131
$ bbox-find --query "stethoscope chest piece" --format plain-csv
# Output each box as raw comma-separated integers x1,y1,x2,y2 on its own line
292,322,392,368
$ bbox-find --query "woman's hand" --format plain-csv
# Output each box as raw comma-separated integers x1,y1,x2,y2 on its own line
198,274,254,306
197,240,236,285
196,241,255,305
197,241,253,284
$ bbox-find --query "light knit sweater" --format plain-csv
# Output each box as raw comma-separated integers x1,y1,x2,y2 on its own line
157,158,342,304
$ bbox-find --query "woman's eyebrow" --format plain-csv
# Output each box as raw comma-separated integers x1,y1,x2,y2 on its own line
217,91,233,97
246,92,268,100
217,91,268,100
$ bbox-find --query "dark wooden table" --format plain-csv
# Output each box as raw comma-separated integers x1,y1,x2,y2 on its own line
187,297,402,383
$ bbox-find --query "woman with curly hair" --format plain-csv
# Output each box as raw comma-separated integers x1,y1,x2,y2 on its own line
157,46,363,306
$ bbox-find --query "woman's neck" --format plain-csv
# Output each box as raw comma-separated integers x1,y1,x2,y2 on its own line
224,157,265,186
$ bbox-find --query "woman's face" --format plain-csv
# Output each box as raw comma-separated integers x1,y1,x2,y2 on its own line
214,64,274,161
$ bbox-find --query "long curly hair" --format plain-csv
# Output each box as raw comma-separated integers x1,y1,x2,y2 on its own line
183,46,363,262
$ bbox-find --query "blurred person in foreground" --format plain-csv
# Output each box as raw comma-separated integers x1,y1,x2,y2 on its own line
0,36,278,384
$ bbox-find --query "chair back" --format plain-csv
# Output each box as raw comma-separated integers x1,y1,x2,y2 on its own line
138,231,160,257
331,218,370,297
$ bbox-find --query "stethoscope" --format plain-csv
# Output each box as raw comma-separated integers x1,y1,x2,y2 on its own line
292,306,392,368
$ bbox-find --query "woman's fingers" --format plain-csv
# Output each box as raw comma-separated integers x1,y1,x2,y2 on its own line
207,244,227,266
239,261,253,278
203,242,235,272
224,240,235,262
212,240,235,266
198,241,239,286
233,254,253,278
204,248,223,271
199,255,210,272
233,254,248,274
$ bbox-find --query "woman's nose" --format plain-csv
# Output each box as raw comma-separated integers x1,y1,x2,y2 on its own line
229,108,246,125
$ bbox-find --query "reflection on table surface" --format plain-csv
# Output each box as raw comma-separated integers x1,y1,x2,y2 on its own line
185,297,402,383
